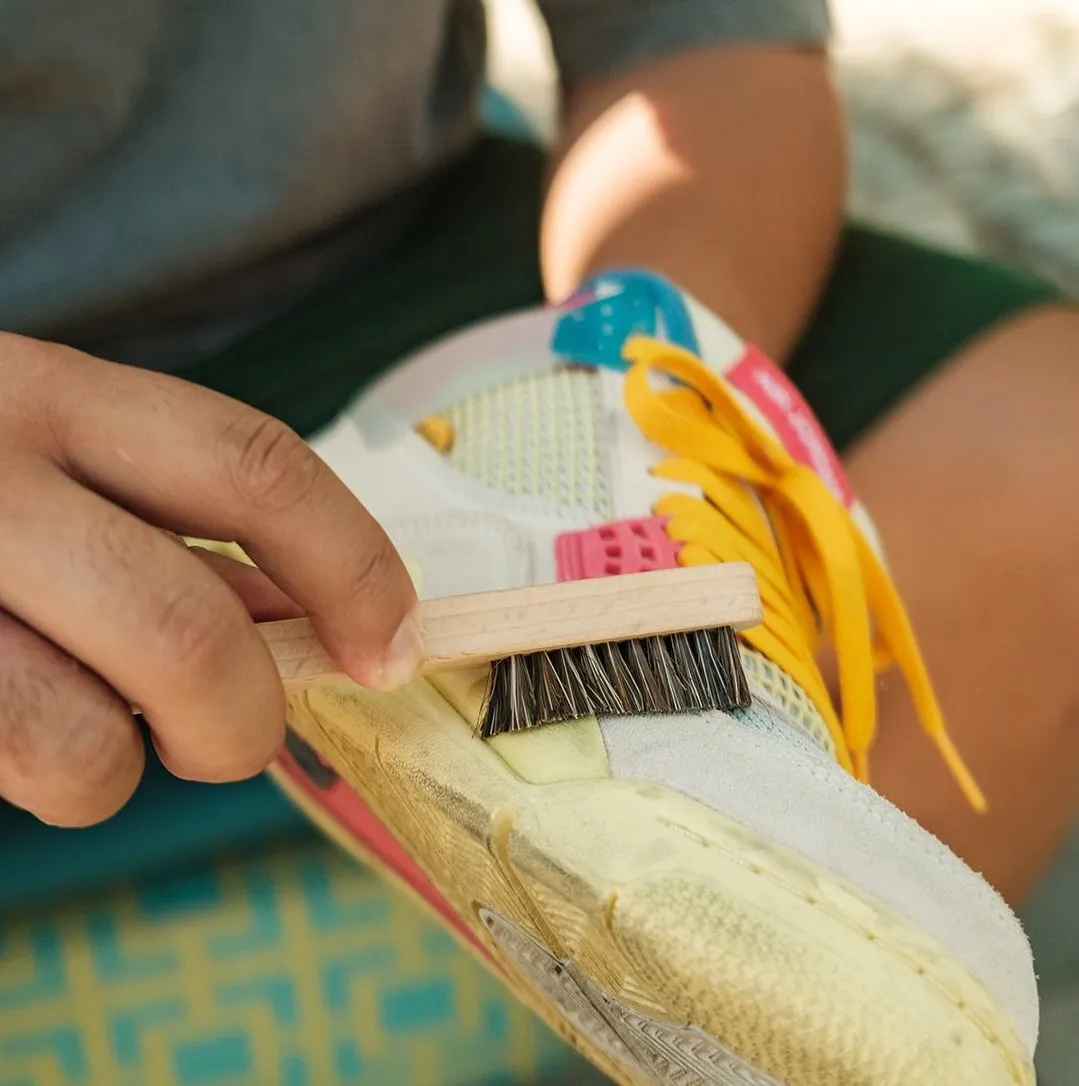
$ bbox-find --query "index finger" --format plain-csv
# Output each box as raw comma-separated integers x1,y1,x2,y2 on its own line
35,343,422,689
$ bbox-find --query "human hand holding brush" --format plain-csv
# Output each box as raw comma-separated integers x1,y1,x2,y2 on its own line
0,333,422,828
0,334,765,832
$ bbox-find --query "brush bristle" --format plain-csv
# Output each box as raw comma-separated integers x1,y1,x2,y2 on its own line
478,626,751,739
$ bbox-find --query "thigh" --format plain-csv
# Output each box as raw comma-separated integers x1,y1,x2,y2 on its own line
792,227,1076,905
850,308,1079,905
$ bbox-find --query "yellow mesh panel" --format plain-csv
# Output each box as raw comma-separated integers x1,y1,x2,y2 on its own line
444,368,612,518
740,648,837,757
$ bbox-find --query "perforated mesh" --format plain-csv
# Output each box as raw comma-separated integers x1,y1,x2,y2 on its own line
439,367,836,761
443,367,612,518
740,647,837,757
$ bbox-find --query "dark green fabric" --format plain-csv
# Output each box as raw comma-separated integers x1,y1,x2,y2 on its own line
184,136,1058,451
180,138,546,437
1,135,1060,910
788,225,1059,451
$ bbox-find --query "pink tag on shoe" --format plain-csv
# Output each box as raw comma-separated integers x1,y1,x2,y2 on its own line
555,516,682,581
726,345,855,509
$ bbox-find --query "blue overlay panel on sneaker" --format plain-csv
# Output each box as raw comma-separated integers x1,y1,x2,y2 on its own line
551,269,699,371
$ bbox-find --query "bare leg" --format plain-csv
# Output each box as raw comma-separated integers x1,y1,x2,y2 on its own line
843,305,1079,907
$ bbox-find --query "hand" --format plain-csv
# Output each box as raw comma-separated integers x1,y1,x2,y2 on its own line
0,333,421,827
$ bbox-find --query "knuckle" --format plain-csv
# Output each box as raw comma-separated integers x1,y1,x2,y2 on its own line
0,667,58,779
91,506,141,587
342,541,395,608
0,330,86,394
0,662,136,823
152,578,246,676
0,332,59,434
0,330,42,369
52,706,139,824
219,413,320,513
0,330,25,368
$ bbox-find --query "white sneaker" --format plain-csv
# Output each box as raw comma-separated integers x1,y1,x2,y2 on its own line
276,270,1038,1086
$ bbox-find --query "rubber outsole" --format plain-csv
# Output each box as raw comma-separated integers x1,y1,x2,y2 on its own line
280,675,1035,1086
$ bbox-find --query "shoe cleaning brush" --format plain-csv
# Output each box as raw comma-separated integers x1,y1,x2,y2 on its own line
258,563,762,738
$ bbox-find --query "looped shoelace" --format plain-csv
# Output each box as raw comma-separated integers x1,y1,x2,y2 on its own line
622,335,986,812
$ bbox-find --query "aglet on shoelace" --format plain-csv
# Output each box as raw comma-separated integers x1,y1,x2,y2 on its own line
621,335,986,813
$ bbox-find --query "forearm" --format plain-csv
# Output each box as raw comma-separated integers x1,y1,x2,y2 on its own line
542,45,846,362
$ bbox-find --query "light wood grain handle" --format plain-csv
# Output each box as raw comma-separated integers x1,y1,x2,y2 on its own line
263,563,762,686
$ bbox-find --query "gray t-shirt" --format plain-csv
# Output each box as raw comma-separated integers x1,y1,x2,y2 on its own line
0,0,828,365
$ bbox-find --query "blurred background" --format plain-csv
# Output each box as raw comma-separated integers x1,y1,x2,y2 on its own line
487,0,1079,298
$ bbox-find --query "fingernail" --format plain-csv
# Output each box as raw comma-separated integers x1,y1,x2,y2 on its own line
372,611,425,690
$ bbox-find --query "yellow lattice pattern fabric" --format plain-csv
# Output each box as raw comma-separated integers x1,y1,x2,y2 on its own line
740,648,837,757
444,368,612,517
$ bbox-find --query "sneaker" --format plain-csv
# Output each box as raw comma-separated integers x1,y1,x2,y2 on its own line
272,271,1037,1086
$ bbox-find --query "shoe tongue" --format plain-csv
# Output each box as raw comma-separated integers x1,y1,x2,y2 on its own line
549,270,873,764
553,269,885,559
555,270,849,494
358,271,849,763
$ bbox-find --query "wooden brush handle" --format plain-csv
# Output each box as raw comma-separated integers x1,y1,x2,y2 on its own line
263,563,762,686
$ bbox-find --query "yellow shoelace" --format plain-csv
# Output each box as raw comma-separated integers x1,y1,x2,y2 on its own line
622,335,986,811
